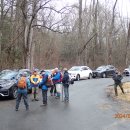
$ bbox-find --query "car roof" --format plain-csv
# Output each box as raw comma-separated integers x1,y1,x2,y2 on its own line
71,66,89,68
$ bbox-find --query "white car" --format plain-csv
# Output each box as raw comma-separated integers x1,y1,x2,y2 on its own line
68,66,92,81
123,68,130,76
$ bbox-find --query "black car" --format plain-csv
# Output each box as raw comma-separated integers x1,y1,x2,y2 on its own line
0,69,31,99
92,65,117,78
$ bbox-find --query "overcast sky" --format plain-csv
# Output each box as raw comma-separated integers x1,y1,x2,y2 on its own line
56,0,130,18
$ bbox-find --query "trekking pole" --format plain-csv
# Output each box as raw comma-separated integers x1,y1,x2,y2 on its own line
61,83,64,102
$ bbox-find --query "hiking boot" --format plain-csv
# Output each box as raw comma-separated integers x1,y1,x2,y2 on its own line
26,107,29,111
55,96,60,99
15,109,18,111
43,102,47,106
35,99,39,101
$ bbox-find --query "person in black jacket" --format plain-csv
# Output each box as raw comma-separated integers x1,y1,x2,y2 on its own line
112,71,125,96
62,68,70,102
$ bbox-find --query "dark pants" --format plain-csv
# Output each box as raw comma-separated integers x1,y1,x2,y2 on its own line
16,91,29,110
50,84,56,95
42,90,48,104
114,83,125,96
63,84,69,101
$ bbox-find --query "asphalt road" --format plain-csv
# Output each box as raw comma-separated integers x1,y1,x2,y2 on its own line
0,77,130,130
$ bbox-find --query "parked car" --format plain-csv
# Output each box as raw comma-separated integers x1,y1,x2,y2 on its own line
123,68,130,76
92,65,117,78
0,69,13,76
0,69,31,98
68,66,92,81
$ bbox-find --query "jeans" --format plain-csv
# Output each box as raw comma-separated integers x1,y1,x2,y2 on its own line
63,84,69,100
16,90,29,110
42,90,48,104
114,83,125,96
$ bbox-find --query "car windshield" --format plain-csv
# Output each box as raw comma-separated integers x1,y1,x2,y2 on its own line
96,66,106,71
0,70,12,76
0,71,18,80
69,67,81,71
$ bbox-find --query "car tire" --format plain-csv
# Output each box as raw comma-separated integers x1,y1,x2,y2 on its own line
10,86,17,99
102,73,106,78
88,73,92,79
76,74,80,81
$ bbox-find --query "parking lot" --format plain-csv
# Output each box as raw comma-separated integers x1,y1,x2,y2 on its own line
0,77,130,130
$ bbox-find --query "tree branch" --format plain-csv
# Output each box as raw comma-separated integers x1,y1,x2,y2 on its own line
78,33,97,55
32,24,70,34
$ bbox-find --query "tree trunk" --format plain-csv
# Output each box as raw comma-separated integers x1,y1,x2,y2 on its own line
125,22,130,66
0,0,4,70
78,0,83,64
108,0,118,64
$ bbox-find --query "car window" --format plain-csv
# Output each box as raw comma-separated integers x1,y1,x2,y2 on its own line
96,66,105,70
25,71,31,76
82,67,88,70
69,67,81,71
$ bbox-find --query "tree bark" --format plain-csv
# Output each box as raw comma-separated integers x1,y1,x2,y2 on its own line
108,0,118,64
77,0,83,64
125,22,130,66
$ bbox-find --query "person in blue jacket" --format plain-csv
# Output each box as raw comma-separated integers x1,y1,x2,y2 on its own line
39,70,48,105
52,68,62,98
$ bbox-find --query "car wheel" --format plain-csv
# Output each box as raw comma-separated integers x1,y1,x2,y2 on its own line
11,87,17,99
88,73,92,79
102,73,106,78
76,74,80,81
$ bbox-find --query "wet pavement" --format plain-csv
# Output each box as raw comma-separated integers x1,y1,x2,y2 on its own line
0,77,130,130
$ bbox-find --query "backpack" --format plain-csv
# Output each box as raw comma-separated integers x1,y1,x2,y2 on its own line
17,77,26,89
46,76,53,87
59,72,63,82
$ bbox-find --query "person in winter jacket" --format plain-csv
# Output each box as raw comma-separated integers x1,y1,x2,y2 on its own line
112,71,125,96
52,68,62,98
39,70,49,105
62,68,70,102
15,72,30,111
30,70,41,101
50,70,57,96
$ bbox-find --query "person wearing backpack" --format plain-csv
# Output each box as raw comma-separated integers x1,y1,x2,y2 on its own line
52,68,62,99
30,70,41,101
62,68,70,102
39,70,49,105
15,72,30,111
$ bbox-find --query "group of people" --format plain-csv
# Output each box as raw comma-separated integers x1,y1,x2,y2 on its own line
15,66,125,111
15,68,70,111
